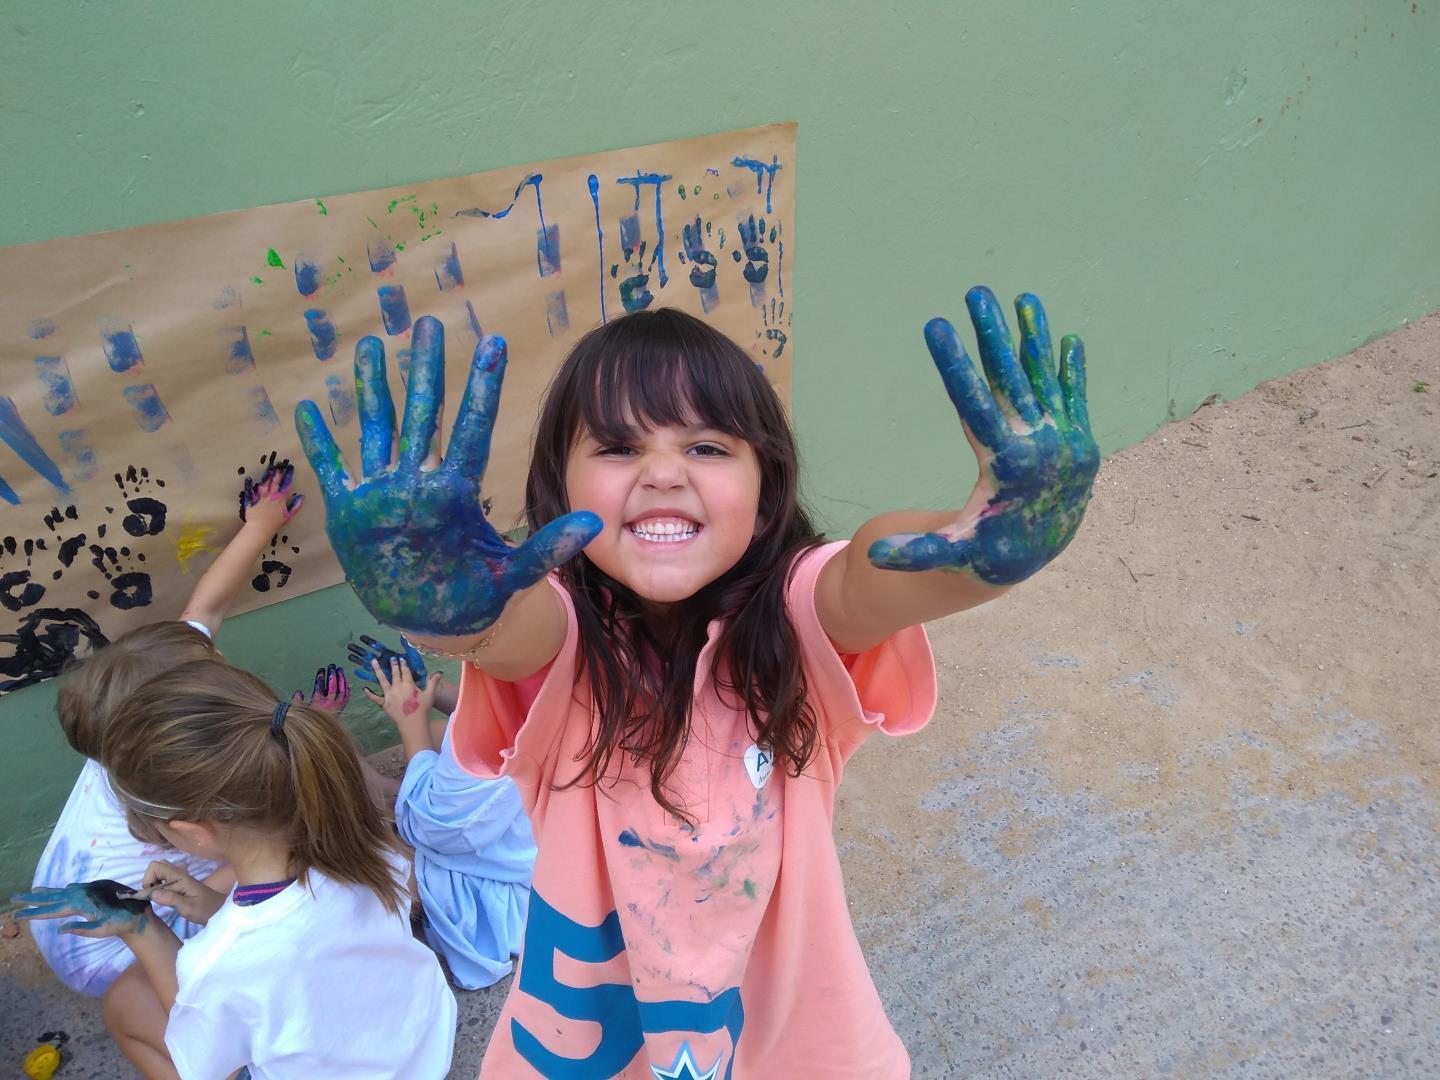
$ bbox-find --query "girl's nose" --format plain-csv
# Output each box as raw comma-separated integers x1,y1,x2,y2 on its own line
640,451,686,489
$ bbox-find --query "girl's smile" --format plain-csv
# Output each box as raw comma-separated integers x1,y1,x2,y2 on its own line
566,422,761,606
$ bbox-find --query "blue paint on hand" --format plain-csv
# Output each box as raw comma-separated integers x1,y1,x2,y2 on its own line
294,316,603,636
304,309,338,360
9,880,151,937
377,286,412,336
347,633,427,684
867,287,1100,586
34,357,77,415
100,324,144,373
294,258,323,297
0,397,70,494
222,326,256,374
121,384,171,433
433,243,465,291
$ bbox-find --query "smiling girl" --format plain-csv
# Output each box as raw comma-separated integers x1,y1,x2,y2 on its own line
296,291,1099,1078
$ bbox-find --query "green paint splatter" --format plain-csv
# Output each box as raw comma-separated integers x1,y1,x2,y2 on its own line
266,248,285,269
250,276,264,285
315,198,328,215
394,241,406,252
742,880,756,900
678,184,687,200
366,216,379,229
713,192,720,200
258,329,272,337
387,194,417,214
694,185,701,195
1414,381,1430,393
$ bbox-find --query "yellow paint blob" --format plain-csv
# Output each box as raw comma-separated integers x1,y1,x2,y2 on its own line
24,1044,61,1080
175,515,221,574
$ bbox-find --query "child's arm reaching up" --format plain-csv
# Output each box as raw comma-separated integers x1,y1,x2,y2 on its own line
818,287,1100,653
365,652,447,761
179,461,303,634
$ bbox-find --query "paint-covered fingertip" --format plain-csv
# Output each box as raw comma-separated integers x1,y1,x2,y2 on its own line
354,336,386,365
567,509,604,542
923,317,962,357
965,284,999,314
1059,333,1085,361
474,334,509,372
412,315,445,348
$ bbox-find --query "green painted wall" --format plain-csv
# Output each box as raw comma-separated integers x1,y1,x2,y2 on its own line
2,2,1438,894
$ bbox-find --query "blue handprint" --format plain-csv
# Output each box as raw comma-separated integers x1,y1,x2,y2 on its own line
10,880,152,936
610,214,657,313
347,633,427,684
868,287,1099,585
681,215,719,313
295,317,602,638
731,214,773,306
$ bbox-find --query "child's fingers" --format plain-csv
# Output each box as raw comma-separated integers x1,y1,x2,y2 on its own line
370,658,393,690
393,657,415,692
363,687,384,705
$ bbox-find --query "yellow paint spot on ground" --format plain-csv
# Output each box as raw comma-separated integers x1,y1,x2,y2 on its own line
175,516,220,573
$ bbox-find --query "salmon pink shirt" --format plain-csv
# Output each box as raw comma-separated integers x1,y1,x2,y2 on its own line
451,541,937,1078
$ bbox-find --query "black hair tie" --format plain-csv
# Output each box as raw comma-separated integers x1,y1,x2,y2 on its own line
271,700,290,739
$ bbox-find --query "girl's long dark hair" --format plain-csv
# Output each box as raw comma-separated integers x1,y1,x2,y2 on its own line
525,308,823,820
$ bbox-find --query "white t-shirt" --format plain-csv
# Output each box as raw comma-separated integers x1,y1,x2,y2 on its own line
166,854,457,1079
31,759,222,996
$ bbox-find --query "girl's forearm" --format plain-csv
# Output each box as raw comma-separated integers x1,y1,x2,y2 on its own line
123,917,183,1012
179,520,274,633
431,678,459,716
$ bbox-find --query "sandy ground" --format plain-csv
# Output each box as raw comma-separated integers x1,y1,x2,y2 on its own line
3,315,1437,1077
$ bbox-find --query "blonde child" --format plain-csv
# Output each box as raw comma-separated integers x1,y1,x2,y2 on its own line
295,291,1098,1076
354,634,535,989
18,659,456,1078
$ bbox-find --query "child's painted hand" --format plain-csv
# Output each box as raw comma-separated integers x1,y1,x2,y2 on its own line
295,664,349,714
294,316,602,636
134,860,227,925
869,287,1100,585
238,457,304,530
7,880,152,938
365,653,445,730
347,633,427,685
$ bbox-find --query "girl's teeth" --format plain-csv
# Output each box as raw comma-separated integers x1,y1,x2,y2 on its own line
630,522,698,543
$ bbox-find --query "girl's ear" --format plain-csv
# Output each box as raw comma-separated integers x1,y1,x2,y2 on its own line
163,818,222,855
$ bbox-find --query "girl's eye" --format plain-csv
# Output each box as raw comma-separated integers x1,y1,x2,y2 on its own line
689,443,728,457
597,445,636,457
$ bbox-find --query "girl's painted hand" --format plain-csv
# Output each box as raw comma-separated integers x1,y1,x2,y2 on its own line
238,457,304,529
347,634,426,685
869,287,1100,585
135,860,227,925
295,664,349,714
7,880,153,938
365,655,444,729
294,317,602,636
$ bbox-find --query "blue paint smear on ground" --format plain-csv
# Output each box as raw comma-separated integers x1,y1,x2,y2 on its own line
615,171,672,287
28,318,56,340
536,223,561,278
58,430,97,482
122,384,170,433
433,243,464,291
588,174,607,323
223,325,255,374
34,357,77,415
368,238,397,273
377,285,412,335
247,386,280,430
546,290,569,337
326,373,357,426
294,258,323,297
0,474,17,504
0,397,70,494
100,324,144,373
304,309,338,360
731,155,783,214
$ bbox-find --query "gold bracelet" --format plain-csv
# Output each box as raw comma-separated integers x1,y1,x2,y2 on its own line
409,622,503,664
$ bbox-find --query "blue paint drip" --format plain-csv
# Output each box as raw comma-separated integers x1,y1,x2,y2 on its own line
28,318,56,340
0,474,17,505
433,243,464,291
368,239,397,273
58,430,97,482
615,171,672,287
455,173,542,221
247,386,280,430
0,397,70,494
777,235,784,298
545,290,569,337
223,326,255,374
536,223,560,277
304,309,338,360
326,374,357,426
588,174,607,323
100,325,144,373
294,258,322,296
34,357,77,415
121,384,170,433
464,301,483,342
731,155,783,214
377,285,412,335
